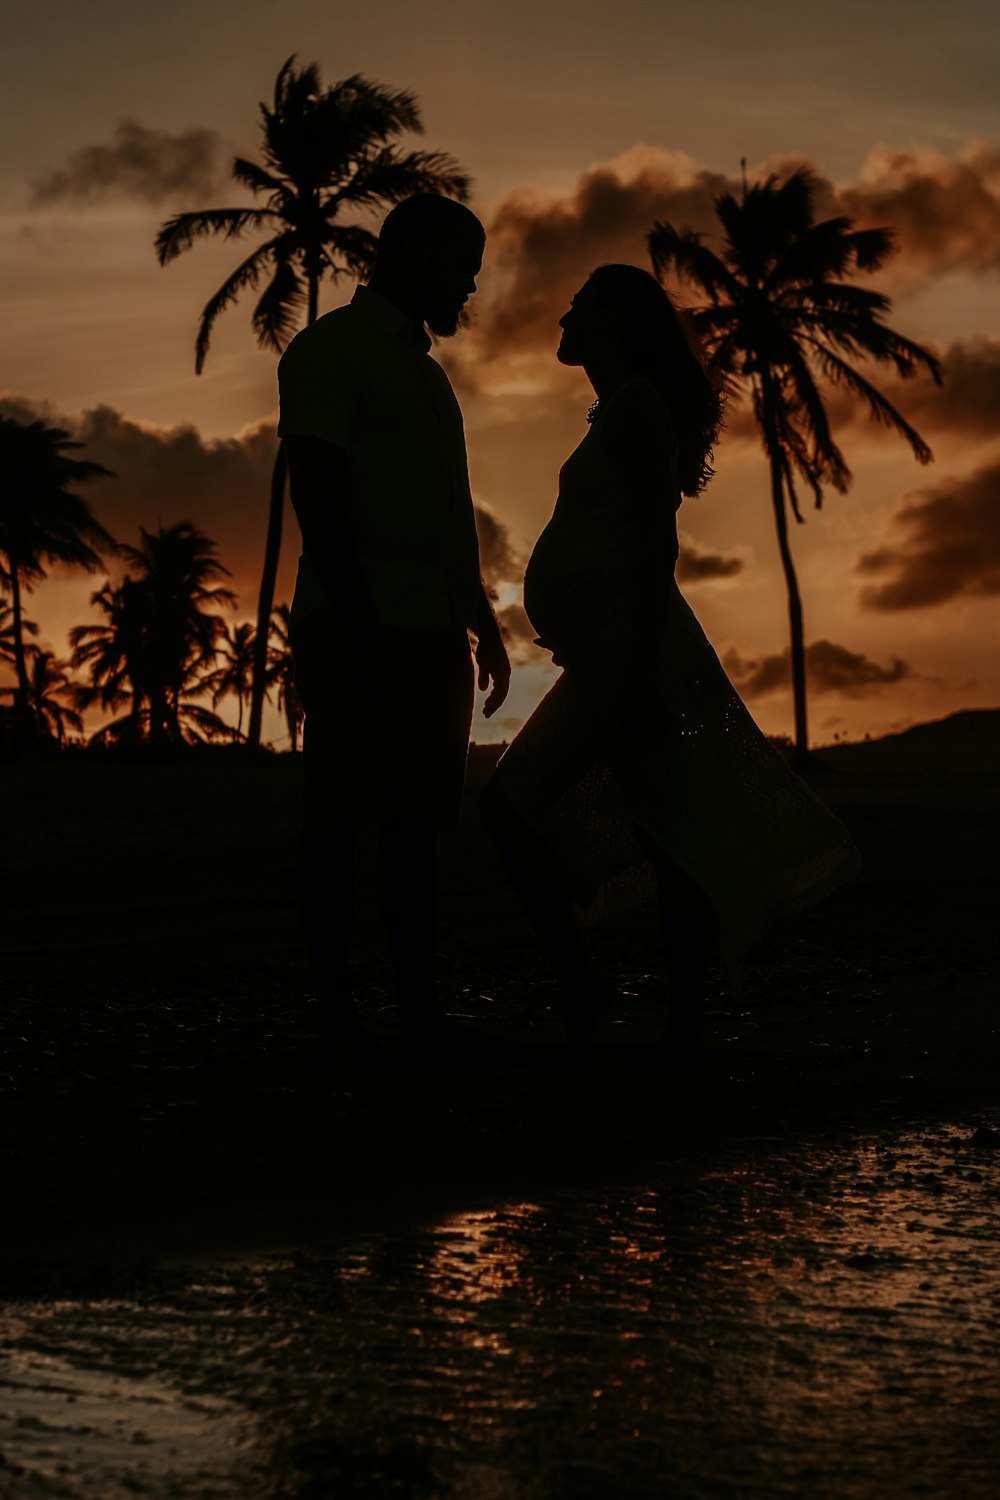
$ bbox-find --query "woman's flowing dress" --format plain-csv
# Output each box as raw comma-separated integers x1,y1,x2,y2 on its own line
492,379,861,979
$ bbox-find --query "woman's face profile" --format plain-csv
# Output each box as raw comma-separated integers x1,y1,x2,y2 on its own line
556,284,595,366
556,282,621,367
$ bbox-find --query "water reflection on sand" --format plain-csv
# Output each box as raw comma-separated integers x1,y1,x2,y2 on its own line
2,1121,998,1498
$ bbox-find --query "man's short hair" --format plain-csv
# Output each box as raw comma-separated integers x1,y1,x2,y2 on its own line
377,195,484,261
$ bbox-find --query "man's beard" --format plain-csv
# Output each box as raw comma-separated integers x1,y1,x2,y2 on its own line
424,299,471,338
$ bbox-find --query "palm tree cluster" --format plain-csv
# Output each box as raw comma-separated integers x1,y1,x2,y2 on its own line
156,55,472,748
0,599,82,745
71,522,238,747
0,410,299,751
649,167,941,759
0,415,115,726
68,522,300,748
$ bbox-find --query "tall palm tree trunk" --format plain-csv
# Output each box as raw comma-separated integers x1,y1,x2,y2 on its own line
307,262,319,325
768,456,809,763
760,377,809,763
8,563,32,721
247,441,288,748
247,262,318,750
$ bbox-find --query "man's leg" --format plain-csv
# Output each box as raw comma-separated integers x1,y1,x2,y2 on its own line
480,778,610,1045
295,820,362,1042
375,816,442,1036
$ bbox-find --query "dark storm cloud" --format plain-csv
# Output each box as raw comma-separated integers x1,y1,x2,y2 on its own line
31,120,228,207
676,539,745,583
724,639,914,698
856,462,1000,611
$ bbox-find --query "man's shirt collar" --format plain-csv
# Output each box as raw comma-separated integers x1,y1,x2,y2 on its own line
352,284,431,353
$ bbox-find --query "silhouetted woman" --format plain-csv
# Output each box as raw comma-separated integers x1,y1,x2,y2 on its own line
482,264,861,1053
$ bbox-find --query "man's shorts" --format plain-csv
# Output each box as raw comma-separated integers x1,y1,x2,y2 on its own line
292,609,474,830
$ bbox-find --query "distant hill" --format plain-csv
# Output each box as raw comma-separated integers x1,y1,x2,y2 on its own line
816,709,1000,775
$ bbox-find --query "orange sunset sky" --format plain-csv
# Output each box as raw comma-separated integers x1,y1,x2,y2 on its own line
3,0,999,747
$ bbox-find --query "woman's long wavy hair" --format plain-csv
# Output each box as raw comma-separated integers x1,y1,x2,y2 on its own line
587,263,723,498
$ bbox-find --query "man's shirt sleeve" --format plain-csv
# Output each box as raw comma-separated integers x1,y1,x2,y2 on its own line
277,331,356,448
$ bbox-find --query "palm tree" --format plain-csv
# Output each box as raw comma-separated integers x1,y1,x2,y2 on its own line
0,415,115,722
202,619,257,739
155,56,472,750
70,576,150,743
24,647,84,744
120,522,235,745
265,603,302,751
72,524,235,746
1,599,38,673
648,167,941,761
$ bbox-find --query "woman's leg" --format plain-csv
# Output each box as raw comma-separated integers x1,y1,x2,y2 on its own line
481,777,610,1046
634,825,713,1053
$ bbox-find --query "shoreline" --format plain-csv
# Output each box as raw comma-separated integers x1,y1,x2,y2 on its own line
3,748,998,1273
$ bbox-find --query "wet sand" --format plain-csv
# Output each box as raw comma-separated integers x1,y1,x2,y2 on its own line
1,743,998,1494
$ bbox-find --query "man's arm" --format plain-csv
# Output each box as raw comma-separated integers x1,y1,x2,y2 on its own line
472,584,511,719
284,434,376,634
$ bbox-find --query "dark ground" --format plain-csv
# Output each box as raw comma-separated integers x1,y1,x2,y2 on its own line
2,726,998,1277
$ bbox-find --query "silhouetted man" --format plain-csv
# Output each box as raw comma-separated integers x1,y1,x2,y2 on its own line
278,194,510,1049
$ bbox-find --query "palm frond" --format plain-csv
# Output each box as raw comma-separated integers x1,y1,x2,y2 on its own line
781,281,892,319
155,207,275,265
849,227,896,272
328,146,471,212
251,255,308,353
802,339,936,463
780,343,852,493
648,223,741,303
230,156,284,197
320,224,380,279
318,74,423,149
193,239,280,372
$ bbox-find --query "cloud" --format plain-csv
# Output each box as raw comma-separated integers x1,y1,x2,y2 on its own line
856,461,1000,610
717,334,1000,453
676,537,745,583
0,396,526,618
724,639,914,698
0,395,301,612
460,139,1000,393
459,147,735,383
496,602,541,663
475,503,524,591
832,140,1000,281
787,335,1000,452
31,119,228,207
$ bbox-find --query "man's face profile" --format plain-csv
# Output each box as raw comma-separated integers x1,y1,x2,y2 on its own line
421,227,485,337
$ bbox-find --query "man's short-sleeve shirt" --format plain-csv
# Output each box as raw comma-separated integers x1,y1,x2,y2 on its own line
277,285,482,632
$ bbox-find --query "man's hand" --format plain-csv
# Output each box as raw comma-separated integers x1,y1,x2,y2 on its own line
474,621,511,718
